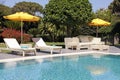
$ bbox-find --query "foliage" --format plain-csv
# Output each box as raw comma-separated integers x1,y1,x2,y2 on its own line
3,21,21,29
108,0,120,15
92,9,112,34
95,9,112,21
12,1,43,16
99,26,113,34
28,28,40,37
43,0,92,37
108,0,120,35
38,22,57,41
78,25,95,35
108,1,114,12
0,4,11,16
37,21,66,41
111,20,120,34
1,28,31,43
0,4,12,27
23,21,39,33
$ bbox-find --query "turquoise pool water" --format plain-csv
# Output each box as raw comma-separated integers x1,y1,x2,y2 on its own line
0,54,120,80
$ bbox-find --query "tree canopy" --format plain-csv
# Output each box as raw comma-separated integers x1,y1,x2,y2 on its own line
0,4,12,27
12,1,43,16
0,4,11,16
95,9,112,34
43,0,93,36
108,0,120,15
108,0,120,34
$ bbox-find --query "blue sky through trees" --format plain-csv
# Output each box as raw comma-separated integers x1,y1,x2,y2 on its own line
3,0,113,12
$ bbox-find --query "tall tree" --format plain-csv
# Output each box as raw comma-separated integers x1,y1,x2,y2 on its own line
95,9,112,22
0,4,11,16
12,1,43,16
94,9,112,34
108,0,120,15
0,4,11,27
43,0,92,37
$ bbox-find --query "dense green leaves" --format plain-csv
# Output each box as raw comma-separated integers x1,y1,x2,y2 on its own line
0,4,11,15
94,9,112,33
95,9,112,22
108,0,120,34
44,0,92,25
0,4,12,28
43,0,92,36
3,21,21,29
12,1,43,16
108,0,120,15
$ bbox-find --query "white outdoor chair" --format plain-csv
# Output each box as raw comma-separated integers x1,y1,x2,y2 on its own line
91,37,105,45
64,37,79,50
77,37,105,50
3,38,36,56
64,37,72,49
34,38,62,54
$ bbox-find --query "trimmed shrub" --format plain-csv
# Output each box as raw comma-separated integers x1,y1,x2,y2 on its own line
1,28,31,43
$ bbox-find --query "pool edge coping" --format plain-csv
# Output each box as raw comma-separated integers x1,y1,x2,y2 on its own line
0,51,120,63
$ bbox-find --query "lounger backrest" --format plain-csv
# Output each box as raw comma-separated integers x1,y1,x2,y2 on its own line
72,37,79,44
32,38,40,43
36,38,47,47
64,38,72,45
4,38,21,49
91,38,101,44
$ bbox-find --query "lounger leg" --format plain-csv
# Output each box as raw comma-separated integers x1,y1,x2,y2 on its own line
72,46,73,50
51,50,53,54
34,50,37,56
77,46,80,50
65,46,68,49
22,51,25,57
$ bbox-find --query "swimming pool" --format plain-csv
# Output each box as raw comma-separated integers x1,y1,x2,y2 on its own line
0,54,120,80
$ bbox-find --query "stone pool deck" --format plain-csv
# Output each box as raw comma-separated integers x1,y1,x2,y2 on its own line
0,46,120,60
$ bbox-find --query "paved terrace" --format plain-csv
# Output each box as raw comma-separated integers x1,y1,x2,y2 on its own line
0,46,120,61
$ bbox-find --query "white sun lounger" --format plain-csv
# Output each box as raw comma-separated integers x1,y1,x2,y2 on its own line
3,38,36,56
34,38,62,54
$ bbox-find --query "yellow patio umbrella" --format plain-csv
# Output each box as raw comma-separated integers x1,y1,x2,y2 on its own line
3,12,40,43
89,18,110,37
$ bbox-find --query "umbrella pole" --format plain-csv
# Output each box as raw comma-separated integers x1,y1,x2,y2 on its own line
96,26,98,37
21,21,23,44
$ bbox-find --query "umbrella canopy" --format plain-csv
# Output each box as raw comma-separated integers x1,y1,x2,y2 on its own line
3,12,39,21
3,12,40,43
89,18,111,37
